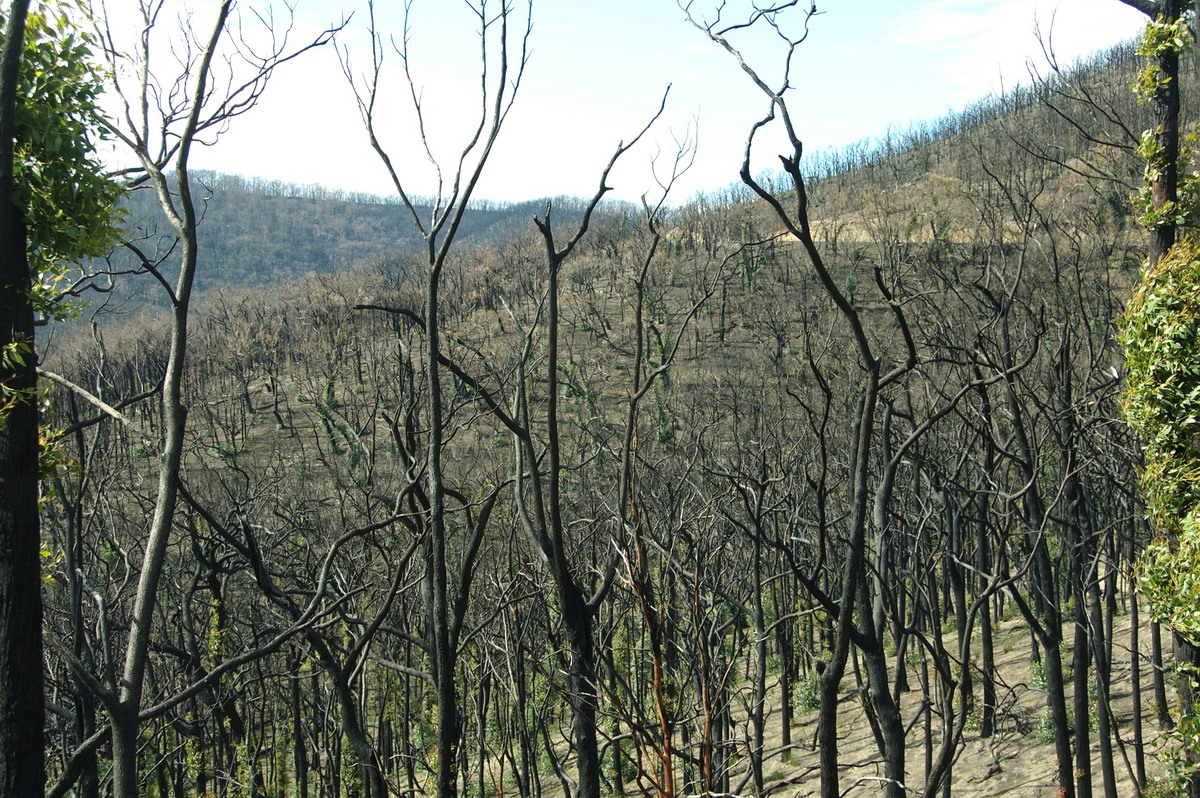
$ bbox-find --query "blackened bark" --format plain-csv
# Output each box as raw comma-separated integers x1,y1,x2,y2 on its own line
0,4,42,796
1152,621,1174,729
1088,578,1117,798
62,396,100,798
1143,0,1182,266
1072,588,1092,798
774,583,794,752
1120,4,1193,785
1042,627,1075,798
750,524,767,794
561,582,602,798
1176,635,1200,798
291,654,309,798
1130,591,1147,789
1115,0,1177,262
1001,358,1074,798
975,376,998,739
333,665,387,798
817,382,878,798
1033,537,1075,798
546,235,601,798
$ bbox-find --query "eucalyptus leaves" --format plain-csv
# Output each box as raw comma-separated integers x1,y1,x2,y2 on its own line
1120,235,1200,643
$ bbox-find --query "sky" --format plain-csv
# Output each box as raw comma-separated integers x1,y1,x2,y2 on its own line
130,0,1151,205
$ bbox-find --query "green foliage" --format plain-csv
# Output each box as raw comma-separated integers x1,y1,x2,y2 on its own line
1031,704,1088,744
1139,516,1200,641
560,360,599,417
1144,776,1189,798
0,337,31,420
207,600,227,662
1030,657,1047,690
1149,671,1200,798
1134,127,1200,230
1,9,124,440
1137,16,1192,61
10,9,125,319
1120,237,1200,644
1122,17,1200,646
843,272,858,309
795,669,820,713
40,545,60,584
37,417,67,482
653,384,678,445
1120,238,1200,528
208,441,238,460
1132,14,1191,110
1034,708,1067,744
1134,63,1169,104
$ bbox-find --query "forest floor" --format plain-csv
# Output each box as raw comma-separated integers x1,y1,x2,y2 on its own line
733,608,1174,797
533,606,1180,798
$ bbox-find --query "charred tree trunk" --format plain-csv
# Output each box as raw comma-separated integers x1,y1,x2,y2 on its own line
1152,620,1175,729
1130,579,1147,790
0,4,43,796
1176,636,1200,798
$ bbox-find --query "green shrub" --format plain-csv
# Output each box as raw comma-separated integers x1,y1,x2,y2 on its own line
795,670,820,713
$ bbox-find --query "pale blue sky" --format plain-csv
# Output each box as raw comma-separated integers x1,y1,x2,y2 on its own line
177,0,1149,204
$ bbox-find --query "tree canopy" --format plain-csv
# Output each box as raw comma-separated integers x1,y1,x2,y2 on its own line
1119,10,1200,649
1122,234,1200,643
10,8,122,319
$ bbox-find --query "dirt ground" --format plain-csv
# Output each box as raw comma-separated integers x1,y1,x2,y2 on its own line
747,611,1173,797
525,608,1176,798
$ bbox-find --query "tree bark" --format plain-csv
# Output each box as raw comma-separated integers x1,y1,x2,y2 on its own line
1131,586,1147,789
1152,621,1175,728
0,4,43,796
1176,635,1200,798
425,264,461,798
1119,0,1181,264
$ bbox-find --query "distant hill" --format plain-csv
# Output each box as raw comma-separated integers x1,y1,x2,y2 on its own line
99,171,598,308
40,34,1194,798
78,39,1167,323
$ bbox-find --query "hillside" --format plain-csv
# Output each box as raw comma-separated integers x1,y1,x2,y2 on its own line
77,43,1159,316
39,33,1199,798
95,171,599,308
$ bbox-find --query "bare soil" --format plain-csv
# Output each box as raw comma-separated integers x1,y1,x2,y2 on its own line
745,610,1172,797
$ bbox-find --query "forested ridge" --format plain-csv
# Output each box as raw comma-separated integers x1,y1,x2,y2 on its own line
21,4,1200,798
97,173,595,303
